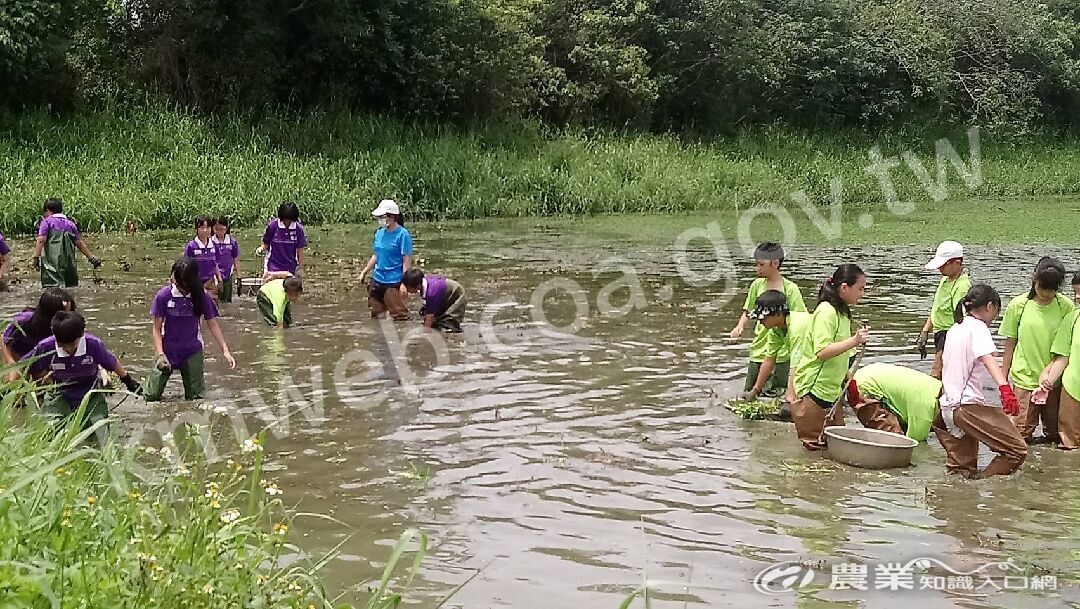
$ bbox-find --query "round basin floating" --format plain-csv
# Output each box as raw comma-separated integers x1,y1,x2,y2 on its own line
824,427,917,469
238,277,264,297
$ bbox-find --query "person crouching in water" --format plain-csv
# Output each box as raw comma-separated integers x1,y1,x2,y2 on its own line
847,363,941,442
258,276,303,328
933,284,1026,478
739,290,811,413
791,264,870,450
20,310,140,444
402,269,466,333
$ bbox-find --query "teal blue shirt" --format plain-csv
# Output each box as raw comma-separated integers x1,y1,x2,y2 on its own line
371,226,413,285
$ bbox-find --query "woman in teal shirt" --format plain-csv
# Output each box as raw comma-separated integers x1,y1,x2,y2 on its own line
358,199,413,320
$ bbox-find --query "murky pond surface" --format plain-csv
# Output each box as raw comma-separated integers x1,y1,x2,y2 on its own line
3,218,1079,608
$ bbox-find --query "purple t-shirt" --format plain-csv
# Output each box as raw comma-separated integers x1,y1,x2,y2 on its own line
0,233,9,256
23,333,118,408
184,238,220,283
424,275,449,315
261,219,307,274
3,310,40,359
150,285,219,367
211,235,240,278
37,214,81,239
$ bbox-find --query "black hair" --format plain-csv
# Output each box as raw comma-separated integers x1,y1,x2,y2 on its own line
43,197,63,214
402,268,424,289
954,283,1001,324
28,288,75,339
171,257,205,317
387,212,406,226
283,276,304,294
214,216,231,233
754,242,785,268
1028,256,1066,299
277,202,300,223
194,215,213,230
51,310,86,344
1073,271,1080,287
817,264,864,318
754,289,788,316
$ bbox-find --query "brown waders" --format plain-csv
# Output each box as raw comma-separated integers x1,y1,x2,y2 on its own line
369,282,410,321
791,394,845,451
931,404,1027,478
1012,387,1061,443
1056,389,1080,450
852,397,905,435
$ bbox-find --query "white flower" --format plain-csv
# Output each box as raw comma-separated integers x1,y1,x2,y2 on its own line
242,438,263,453
137,553,157,563
142,446,158,454
263,482,282,496
198,402,213,412
176,464,191,476
161,432,174,443
212,405,229,415
220,509,241,524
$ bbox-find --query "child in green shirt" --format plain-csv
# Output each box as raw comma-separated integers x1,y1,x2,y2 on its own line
729,242,806,398
791,264,870,451
917,241,971,379
1040,296,1080,450
848,363,942,442
1000,257,1074,443
257,276,304,328
742,289,811,404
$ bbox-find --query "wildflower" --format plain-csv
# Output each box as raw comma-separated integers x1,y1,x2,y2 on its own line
287,580,302,592
137,553,157,563
86,495,96,506
209,498,221,509
202,583,214,594
242,437,263,453
161,432,174,443
198,402,213,412
176,464,191,476
204,482,220,498
220,509,241,524
142,446,158,454
272,522,288,535
55,466,67,475
213,404,229,415
129,490,142,500
263,481,283,496
61,519,72,528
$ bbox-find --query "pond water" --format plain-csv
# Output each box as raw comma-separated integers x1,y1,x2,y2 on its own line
3,219,1079,609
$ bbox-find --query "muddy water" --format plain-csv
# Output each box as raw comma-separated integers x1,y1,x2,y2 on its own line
3,221,1079,608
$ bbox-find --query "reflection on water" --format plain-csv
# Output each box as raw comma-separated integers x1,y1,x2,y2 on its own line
1,224,1078,608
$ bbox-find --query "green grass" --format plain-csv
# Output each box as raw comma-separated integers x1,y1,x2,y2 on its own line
2,107,1080,234
0,370,426,608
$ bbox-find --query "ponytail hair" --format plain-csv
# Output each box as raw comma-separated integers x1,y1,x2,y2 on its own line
171,257,205,318
1028,256,1066,299
954,283,1001,324
817,263,865,318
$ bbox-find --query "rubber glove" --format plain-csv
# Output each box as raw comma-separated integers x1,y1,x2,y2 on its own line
915,331,929,360
88,256,102,269
846,379,861,407
119,374,143,395
999,385,1020,416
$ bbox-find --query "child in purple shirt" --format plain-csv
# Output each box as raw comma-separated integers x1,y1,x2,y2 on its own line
31,197,101,288
145,257,236,402
257,202,307,280
0,232,10,287
21,310,139,444
184,215,222,299
402,268,466,333
211,216,241,303
3,288,76,373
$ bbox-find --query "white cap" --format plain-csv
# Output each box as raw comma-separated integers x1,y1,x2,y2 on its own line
371,199,400,217
925,241,964,270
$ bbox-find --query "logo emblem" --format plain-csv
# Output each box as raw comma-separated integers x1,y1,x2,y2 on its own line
754,562,816,595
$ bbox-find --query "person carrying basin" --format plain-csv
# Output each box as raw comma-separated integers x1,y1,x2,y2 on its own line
846,362,941,442
358,199,413,321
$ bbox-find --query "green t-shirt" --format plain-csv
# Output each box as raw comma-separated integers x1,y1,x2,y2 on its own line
258,279,289,324
743,277,806,363
852,362,942,442
765,311,812,368
1051,310,1080,400
794,301,852,403
930,273,971,333
1000,292,1075,390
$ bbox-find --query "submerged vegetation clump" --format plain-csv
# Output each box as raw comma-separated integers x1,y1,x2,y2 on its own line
726,398,783,420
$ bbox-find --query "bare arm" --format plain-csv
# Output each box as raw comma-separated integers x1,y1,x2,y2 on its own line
423,313,435,333
32,236,45,259
296,247,305,271
817,336,862,361
75,239,94,259
402,254,412,273
3,343,17,383
204,318,236,368
358,254,377,283
152,317,165,358
786,364,798,404
1042,356,1069,390
730,311,749,338
1002,338,1017,380
979,353,1009,387
921,315,933,334
0,253,10,279
751,357,776,394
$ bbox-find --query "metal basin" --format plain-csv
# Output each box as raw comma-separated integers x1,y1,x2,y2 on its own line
237,277,264,297
824,427,917,469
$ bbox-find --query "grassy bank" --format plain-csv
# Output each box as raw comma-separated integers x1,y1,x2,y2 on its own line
2,107,1080,233
0,375,423,608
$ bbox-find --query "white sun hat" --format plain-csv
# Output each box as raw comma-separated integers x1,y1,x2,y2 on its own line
371,199,400,217
924,241,964,270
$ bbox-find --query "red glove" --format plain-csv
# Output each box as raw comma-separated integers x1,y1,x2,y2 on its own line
846,379,861,406
999,385,1020,416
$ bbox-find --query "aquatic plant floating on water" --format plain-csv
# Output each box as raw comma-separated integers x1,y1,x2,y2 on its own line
726,398,782,420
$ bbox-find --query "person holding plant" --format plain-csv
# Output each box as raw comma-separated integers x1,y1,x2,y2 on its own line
791,264,870,450
357,199,413,321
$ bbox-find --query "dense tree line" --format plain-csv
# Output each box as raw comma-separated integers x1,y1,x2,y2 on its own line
3,0,1080,131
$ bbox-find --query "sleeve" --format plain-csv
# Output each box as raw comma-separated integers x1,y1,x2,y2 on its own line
371,231,379,254
906,408,934,442
149,293,165,318
741,280,759,312
262,223,275,246
2,321,18,344
93,339,120,372
763,327,785,358
296,226,308,248
954,275,972,308
400,230,413,256
1052,311,1079,357
232,241,240,258
37,220,49,237
808,306,840,357
786,282,807,312
972,324,997,358
999,297,1022,339
202,294,220,320
20,347,46,375
71,223,81,240
273,292,287,323
184,242,195,258
0,236,10,256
